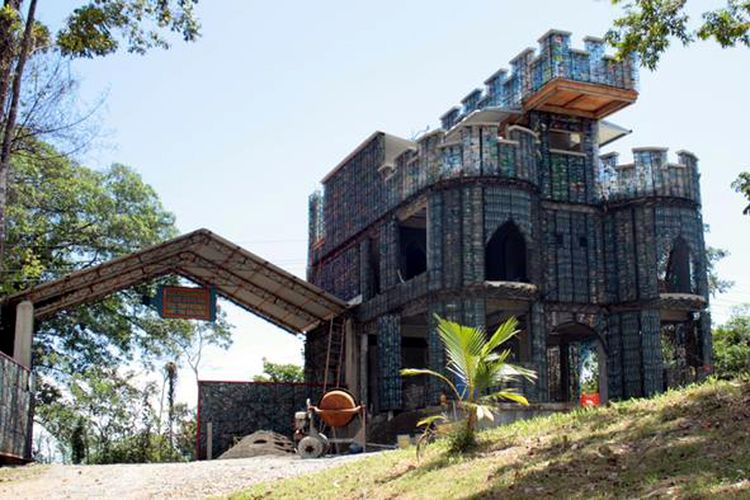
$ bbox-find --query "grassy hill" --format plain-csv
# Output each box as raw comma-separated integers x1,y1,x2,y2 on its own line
231,376,750,499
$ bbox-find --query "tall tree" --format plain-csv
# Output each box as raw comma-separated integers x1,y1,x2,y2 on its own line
7,139,232,370
164,361,177,448
733,172,750,215
171,318,232,384
37,365,162,464
0,0,200,271
607,1,749,246
713,306,750,378
0,0,41,268
252,358,305,383
607,0,750,70
70,416,87,464
10,139,233,461
707,246,734,296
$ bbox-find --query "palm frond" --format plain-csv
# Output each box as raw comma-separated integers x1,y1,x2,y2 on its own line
417,414,449,428
496,362,538,382
483,316,519,354
400,368,462,400
436,315,485,390
475,403,496,422
485,389,530,406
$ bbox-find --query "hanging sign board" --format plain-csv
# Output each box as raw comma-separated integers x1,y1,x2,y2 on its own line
157,286,216,321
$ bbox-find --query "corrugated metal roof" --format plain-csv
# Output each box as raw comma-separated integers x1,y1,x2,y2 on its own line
2,229,348,334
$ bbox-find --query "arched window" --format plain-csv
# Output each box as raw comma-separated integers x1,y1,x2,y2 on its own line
665,237,692,293
485,221,527,282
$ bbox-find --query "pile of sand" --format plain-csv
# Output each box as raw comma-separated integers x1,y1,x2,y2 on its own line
218,431,296,460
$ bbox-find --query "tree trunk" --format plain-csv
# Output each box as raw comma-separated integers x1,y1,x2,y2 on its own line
0,0,36,275
0,1,24,162
467,406,477,434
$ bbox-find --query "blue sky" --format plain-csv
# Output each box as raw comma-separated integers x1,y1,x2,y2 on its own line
41,1,750,404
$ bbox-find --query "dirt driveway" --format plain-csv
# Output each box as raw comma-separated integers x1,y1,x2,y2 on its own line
0,454,371,499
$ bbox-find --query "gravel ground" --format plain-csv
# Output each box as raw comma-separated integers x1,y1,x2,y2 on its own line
0,453,372,499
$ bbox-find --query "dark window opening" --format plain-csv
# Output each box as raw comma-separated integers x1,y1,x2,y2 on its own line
398,208,427,282
485,221,528,282
401,240,426,280
579,236,588,248
401,313,429,410
665,237,692,293
661,321,702,389
549,130,583,153
401,336,428,362
547,345,563,401
555,233,564,246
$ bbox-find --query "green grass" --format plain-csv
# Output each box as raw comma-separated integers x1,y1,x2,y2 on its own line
230,377,750,500
0,463,47,483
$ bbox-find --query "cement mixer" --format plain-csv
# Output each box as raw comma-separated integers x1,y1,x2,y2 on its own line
294,389,366,459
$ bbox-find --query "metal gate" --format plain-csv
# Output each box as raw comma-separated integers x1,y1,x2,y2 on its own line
0,352,33,463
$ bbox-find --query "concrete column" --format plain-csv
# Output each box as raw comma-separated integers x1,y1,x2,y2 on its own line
377,314,401,410
427,302,446,404
360,332,368,406
530,302,547,402
13,301,34,369
560,342,570,402
206,422,213,460
598,340,609,405
344,318,359,399
640,309,663,396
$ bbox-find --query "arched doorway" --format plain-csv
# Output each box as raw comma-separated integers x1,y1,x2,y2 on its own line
546,322,607,405
485,221,528,282
661,318,702,388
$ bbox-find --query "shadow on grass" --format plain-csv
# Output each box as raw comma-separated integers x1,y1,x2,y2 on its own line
462,380,750,499
376,430,523,486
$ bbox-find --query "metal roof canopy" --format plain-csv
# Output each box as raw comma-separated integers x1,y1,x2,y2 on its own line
2,229,348,334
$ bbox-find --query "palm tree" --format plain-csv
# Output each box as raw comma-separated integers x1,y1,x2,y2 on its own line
164,361,178,449
401,315,536,451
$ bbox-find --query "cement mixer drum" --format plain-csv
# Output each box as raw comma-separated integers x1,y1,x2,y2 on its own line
318,389,357,427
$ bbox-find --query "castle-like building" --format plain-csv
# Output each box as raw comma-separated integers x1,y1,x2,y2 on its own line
305,30,711,413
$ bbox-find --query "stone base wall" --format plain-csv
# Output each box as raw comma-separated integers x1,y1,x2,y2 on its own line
196,381,324,460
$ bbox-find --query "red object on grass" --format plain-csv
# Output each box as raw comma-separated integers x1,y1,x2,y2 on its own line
580,392,600,407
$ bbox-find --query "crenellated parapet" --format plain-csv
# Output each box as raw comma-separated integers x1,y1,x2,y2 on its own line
308,119,546,259
601,148,701,204
381,123,540,206
440,30,638,129
310,29,657,288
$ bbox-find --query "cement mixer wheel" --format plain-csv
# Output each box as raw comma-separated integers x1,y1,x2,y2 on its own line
298,435,327,459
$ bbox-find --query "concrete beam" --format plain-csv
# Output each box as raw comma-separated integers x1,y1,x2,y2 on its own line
13,301,33,369
344,318,359,399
